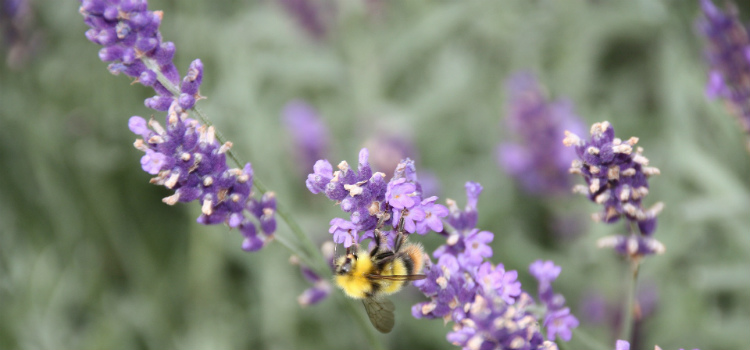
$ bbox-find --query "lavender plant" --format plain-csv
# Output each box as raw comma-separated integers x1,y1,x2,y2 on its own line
564,121,664,258
498,72,585,195
62,0,730,349
80,0,280,253
564,121,664,343
697,0,750,137
282,99,330,174
308,151,578,348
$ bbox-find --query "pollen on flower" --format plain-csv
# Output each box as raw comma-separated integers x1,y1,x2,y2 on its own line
595,192,610,204
133,139,148,151
572,185,587,195
562,131,583,147
343,183,364,196
590,121,610,137
202,198,213,215
218,141,232,154
643,167,661,176
421,302,436,315
148,135,164,143
162,193,180,205
612,143,633,154
589,178,601,193
607,165,620,180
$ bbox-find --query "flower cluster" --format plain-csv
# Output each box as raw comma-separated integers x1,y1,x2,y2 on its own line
80,0,203,112
530,260,579,341
615,339,699,350
563,121,664,257
697,0,750,132
82,0,276,252
129,109,276,251
306,148,448,248
497,72,585,195
282,100,330,174
290,251,332,307
411,183,575,348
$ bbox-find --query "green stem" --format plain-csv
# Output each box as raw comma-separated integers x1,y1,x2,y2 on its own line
618,257,640,342
140,57,384,348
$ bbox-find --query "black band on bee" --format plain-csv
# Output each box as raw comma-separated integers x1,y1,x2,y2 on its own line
403,257,414,276
369,282,381,296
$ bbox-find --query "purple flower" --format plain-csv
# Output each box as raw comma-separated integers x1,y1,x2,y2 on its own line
498,72,585,195
447,293,558,350
697,0,750,132
329,217,358,248
459,229,493,267
128,110,275,252
445,181,483,231
415,196,448,234
292,259,331,307
308,157,564,349
530,260,562,286
140,148,168,175
529,260,578,339
82,2,276,255
80,0,205,114
616,340,630,350
544,307,579,341
476,262,521,304
564,121,664,256
305,159,334,194
597,233,665,258
392,206,425,234
308,149,448,245
283,100,330,173
386,178,418,209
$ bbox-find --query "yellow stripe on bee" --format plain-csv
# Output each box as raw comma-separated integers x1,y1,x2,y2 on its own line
381,258,408,295
335,251,375,299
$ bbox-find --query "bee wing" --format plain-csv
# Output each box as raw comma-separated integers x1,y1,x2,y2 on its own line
362,298,395,333
366,274,426,281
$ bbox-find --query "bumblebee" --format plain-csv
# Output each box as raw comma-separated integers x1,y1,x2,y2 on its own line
334,230,426,333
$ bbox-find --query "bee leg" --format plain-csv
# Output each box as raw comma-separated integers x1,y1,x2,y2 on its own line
370,229,385,256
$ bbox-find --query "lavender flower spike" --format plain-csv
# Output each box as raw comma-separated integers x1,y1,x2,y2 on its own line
498,72,585,195
80,0,204,113
83,0,273,251
530,260,579,341
290,255,331,307
411,182,562,349
307,149,448,247
129,105,276,251
282,100,330,173
564,121,664,258
697,0,750,132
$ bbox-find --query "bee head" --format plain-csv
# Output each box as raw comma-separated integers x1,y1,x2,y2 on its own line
335,253,358,275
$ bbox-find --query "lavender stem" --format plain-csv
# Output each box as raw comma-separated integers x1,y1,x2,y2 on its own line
619,257,641,343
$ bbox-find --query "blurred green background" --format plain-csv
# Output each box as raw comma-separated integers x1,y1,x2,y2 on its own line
2,0,750,349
